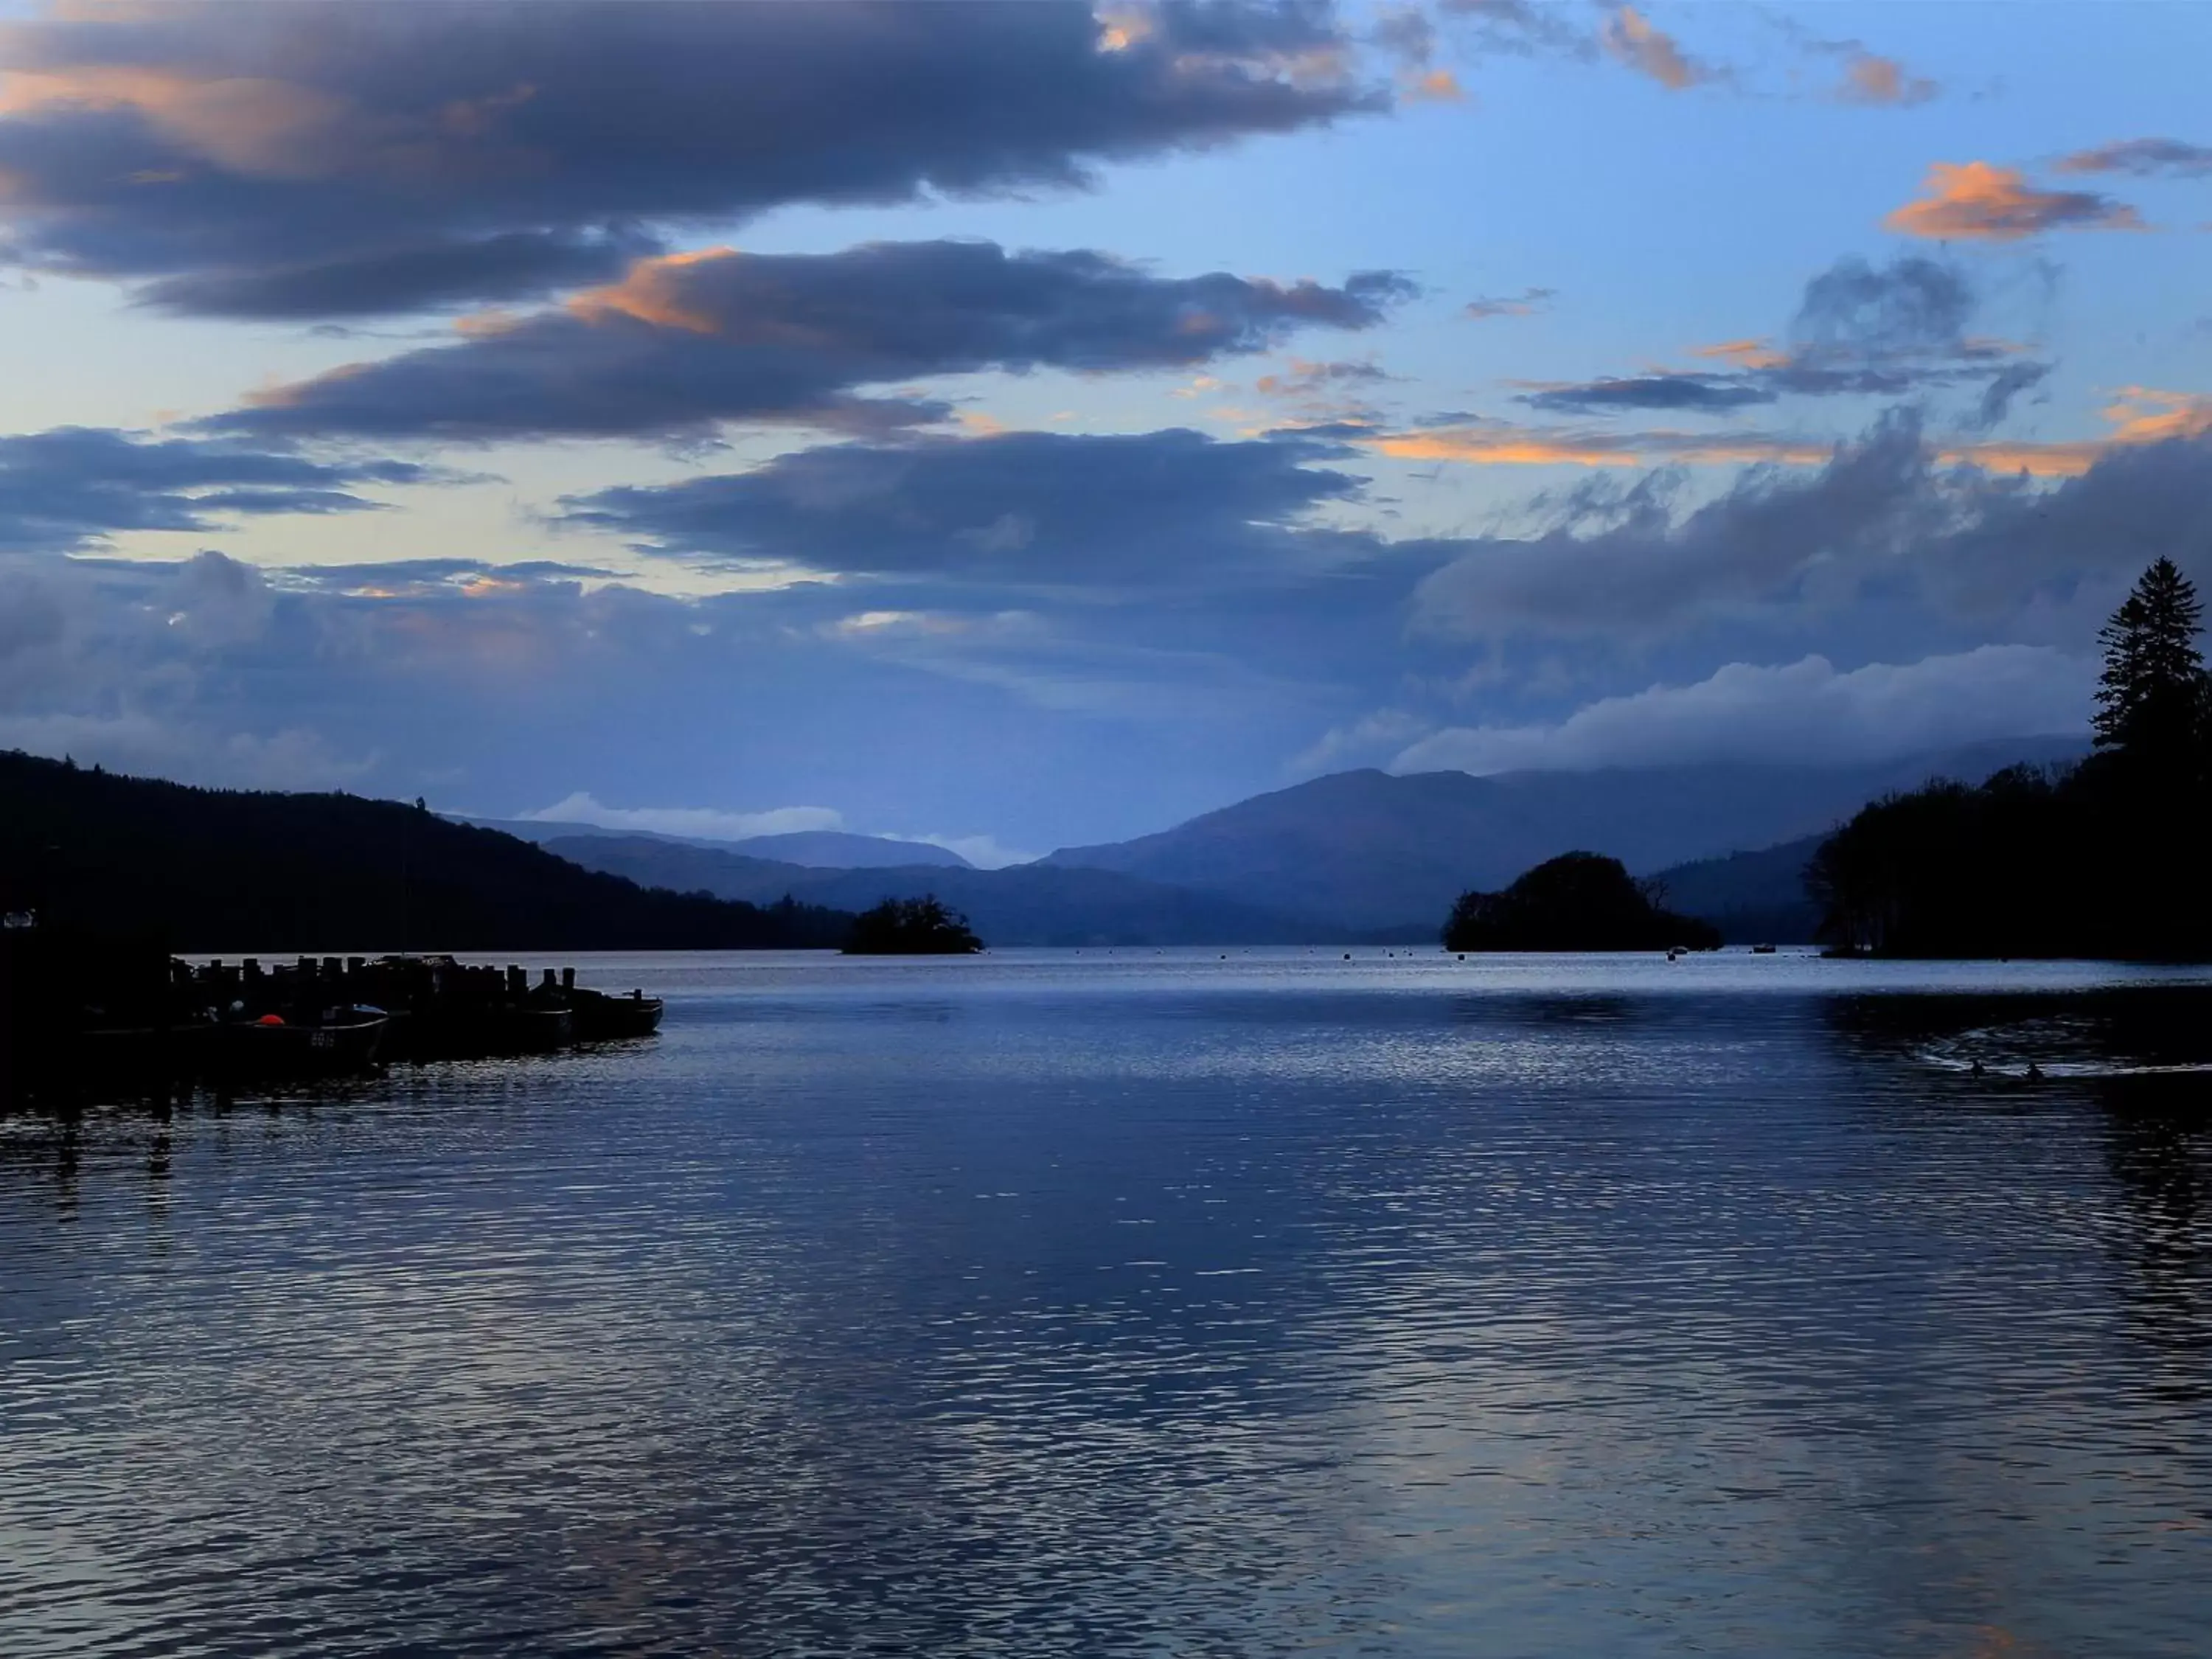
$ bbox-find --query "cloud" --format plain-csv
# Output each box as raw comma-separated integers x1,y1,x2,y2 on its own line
1437,0,1596,60
217,241,1412,442
0,712,372,790
1290,706,1431,773
0,425,429,552
1791,254,1972,356
520,793,844,841
1405,411,2212,645
1969,361,2052,432
0,0,1383,317
1369,420,1837,469
1391,646,2092,774
558,427,1371,591
1463,286,1554,319
1885,161,2145,241
0,547,380,788
1517,372,1777,414
2054,138,2212,178
1497,256,2038,422
1600,6,1716,91
1254,358,1393,397
1832,50,1937,108
1377,384,2207,481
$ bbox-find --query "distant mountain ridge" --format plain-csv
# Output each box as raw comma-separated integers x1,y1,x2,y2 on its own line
455,815,969,868
1041,739,2085,933
546,836,1329,946
726,830,970,869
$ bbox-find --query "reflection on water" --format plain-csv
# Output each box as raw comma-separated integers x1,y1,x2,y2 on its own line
3,950,2208,1657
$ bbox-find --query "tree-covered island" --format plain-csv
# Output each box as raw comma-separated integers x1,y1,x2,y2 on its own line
842,896,984,955
1443,852,1722,953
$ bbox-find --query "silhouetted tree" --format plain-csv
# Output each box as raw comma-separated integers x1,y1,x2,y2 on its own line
2093,557,2207,769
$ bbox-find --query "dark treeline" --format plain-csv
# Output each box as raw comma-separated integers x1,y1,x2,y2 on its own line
1444,851,1721,952
1811,558,2212,959
0,751,851,950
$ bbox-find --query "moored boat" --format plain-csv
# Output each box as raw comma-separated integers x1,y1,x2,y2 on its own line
209,1008,389,1077
570,987,664,1041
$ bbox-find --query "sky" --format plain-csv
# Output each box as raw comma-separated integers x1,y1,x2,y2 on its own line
1,0,2208,864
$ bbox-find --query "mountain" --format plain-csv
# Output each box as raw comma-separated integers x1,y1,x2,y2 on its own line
0,751,850,952
1040,739,2086,932
724,830,970,869
454,816,969,869
546,836,1326,946
1646,835,1828,945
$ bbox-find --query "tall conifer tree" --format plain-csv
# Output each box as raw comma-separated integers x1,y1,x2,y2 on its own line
2093,557,2206,768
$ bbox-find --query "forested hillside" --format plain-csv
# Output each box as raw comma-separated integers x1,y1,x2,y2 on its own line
0,751,849,951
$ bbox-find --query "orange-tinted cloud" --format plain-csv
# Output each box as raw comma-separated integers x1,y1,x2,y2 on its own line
1834,51,1936,108
1885,161,2144,241
1365,388,2212,480
566,246,740,333
1960,389,2212,476
1402,68,1466,102
1601,7,1714,91
1693,338,1790,370
1366,423,1834,469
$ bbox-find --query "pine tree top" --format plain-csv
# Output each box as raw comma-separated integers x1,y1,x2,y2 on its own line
2093,556,2207,753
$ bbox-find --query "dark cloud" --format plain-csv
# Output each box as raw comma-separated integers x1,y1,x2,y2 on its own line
1969,361,2052,433
0,1,1382,319
215,241,1411,442
1409,412,2212,645
558,428,1370,590
142,229,664,321
1463,286,1555,319
0,426,428,552
0,535,1402,842
1518,372,1777,415
1790,255,1973,358
2055,139,2212,178
1515,257,2044,422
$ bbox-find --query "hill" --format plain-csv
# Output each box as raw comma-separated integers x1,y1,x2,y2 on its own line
1041,740,2084,932
1646,835,1827,944
725,830,970,869
0,751,849,951
546,836,1327,946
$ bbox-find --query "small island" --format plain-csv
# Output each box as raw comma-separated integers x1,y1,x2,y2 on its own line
842,895,984,955
1443,852,1722,953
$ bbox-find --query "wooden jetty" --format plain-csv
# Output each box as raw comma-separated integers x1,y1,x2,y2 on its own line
1,926,663,1105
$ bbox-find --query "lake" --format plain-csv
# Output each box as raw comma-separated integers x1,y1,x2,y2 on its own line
4,948,2208,1657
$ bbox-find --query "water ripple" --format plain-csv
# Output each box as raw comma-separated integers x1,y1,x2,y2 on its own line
3,951,2208,1656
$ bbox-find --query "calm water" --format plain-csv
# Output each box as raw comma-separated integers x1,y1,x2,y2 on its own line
4,949,2210,1657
